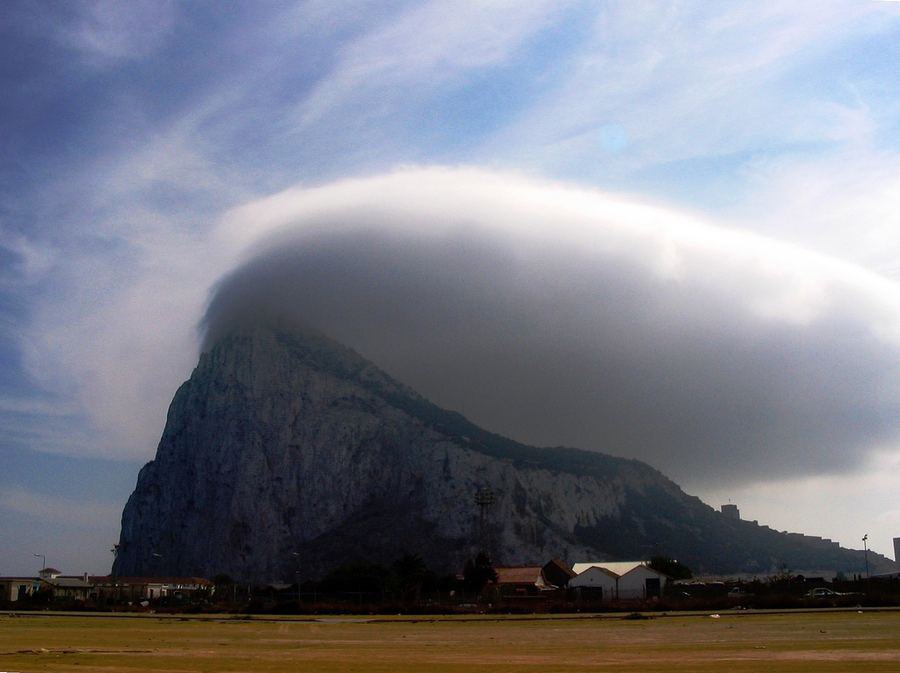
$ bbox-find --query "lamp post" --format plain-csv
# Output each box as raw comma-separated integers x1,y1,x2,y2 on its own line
33,553,45,574
292,552,301,605
862,534,870,580
149,553,165,601
110,544,119,580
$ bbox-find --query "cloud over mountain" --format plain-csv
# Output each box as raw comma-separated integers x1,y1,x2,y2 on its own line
204,167,900,484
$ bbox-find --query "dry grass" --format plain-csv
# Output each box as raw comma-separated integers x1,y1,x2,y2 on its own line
1,610,899,672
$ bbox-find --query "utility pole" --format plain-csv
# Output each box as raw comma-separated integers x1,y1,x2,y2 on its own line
33,553,45,574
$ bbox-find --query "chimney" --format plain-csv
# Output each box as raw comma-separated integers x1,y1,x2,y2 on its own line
894,537,899,564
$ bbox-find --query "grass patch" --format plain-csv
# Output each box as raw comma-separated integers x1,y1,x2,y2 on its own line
1,610,898,672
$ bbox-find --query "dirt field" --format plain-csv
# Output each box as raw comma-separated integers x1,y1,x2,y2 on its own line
2,610,899,672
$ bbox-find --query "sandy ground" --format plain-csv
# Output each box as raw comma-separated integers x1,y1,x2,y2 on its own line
2,610,899,672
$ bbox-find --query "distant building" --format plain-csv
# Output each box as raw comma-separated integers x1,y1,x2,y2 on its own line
4,572,212,603
0,577,37,602
38,567,61,580
570,561,669,600
41,574,94,601
2,571,95,602
90,576,213,602
541,559,576,588
721,504,740,520
491,566,555,596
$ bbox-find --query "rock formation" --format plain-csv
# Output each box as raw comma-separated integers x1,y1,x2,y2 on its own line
113,325,894,581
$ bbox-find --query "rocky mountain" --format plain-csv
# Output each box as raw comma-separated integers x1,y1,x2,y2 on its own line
113,325,895,582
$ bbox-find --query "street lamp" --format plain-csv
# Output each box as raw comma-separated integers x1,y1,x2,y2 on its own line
110,545,119,580
150,553,164,600
862,534,870,579
33,553,45,574
292,552,301,604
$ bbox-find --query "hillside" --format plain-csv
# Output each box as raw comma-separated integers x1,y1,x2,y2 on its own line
113,325,895,581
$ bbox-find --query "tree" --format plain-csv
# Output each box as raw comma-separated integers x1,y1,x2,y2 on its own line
392,554,427,602
319,563,390,594
212,574,235,604
462,551,497,593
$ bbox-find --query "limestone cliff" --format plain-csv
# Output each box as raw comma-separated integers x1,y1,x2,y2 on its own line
113,326,893,581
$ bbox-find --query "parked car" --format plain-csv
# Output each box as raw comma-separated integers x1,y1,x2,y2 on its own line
805,587,843,598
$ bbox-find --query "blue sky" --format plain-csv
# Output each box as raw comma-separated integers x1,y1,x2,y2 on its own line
2,0,900,574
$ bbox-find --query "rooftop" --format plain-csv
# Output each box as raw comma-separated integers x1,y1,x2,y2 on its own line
572,561,649,577
45,577,93,588
493,566,545,585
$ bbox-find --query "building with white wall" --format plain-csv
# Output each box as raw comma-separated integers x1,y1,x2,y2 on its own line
568,565,618,600
570,561,669,600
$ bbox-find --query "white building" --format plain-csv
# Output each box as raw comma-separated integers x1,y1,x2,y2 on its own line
568,565,618,600
570,561,669,600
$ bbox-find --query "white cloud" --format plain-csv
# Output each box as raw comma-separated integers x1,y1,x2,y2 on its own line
207,168,900,485
16,167,900,468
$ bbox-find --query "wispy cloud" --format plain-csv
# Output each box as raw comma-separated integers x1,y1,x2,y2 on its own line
482,2,900,179
294,0,569,127
56,0,178,63
0,230,55,290
0,396,77,417
733,148,900,280
0,485,121,529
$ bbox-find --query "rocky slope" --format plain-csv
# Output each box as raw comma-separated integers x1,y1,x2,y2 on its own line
113,326,895,582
